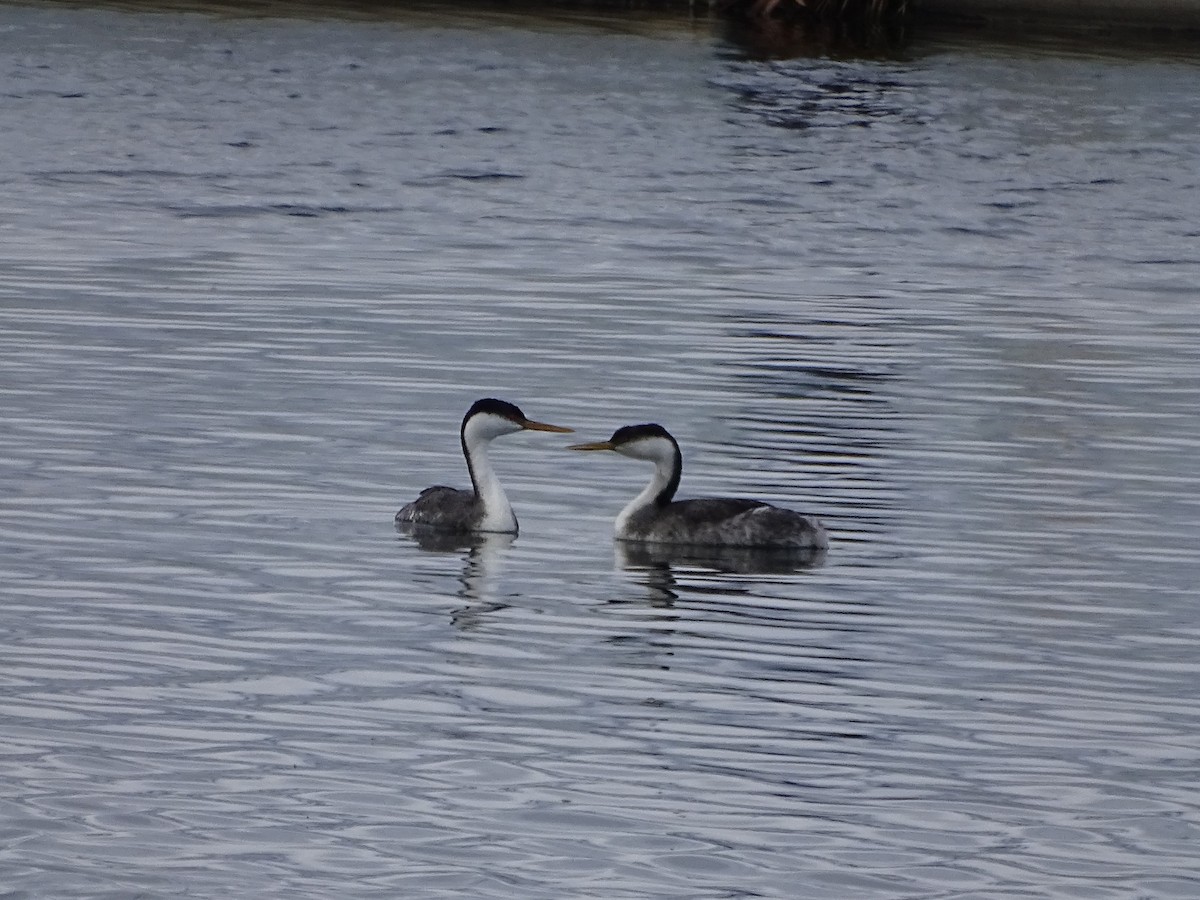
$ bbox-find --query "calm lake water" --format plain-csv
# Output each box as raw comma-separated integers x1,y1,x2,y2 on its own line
3,2,1200,897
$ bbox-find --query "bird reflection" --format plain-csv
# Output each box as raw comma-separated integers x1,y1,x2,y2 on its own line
619,555,681,607
615,540,826,608
617,540,827,576
397,525,514,628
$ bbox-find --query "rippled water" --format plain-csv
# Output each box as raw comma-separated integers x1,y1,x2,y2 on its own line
3,2,1200,897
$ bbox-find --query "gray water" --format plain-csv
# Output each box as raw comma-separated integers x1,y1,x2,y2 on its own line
3,2,1200,897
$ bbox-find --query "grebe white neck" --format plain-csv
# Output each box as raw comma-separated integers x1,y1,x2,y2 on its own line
613,435,681,537
462,412,523,532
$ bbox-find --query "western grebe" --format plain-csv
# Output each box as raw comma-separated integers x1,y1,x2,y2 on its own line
395,398,572,534
569,423,828,549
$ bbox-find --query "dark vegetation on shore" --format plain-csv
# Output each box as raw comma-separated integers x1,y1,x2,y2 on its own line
35,0,1200,58
714,0,909,57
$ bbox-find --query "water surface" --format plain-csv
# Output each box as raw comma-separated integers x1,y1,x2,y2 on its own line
2,3,1200,897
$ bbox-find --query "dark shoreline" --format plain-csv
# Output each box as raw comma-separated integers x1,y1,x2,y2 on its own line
8,0,1200,55
15,0,1200,26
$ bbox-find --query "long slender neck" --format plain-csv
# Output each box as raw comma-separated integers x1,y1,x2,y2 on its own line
614,442,681,536
462,427,517,533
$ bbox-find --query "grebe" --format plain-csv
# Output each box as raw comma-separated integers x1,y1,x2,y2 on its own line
569,423,828,550
395,398,572,534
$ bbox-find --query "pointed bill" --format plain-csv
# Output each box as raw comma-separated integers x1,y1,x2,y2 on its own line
520,418,574,434
567,440,616,451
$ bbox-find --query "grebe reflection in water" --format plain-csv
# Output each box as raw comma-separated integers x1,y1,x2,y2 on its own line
616,539,826,575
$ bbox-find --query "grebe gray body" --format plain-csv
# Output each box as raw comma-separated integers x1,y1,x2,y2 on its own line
395,398,572,534
570,423,828,550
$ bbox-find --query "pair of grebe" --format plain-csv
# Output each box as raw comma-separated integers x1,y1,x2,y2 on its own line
395,398,827,550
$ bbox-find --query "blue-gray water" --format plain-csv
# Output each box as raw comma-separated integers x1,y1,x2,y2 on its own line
2,3,1200,897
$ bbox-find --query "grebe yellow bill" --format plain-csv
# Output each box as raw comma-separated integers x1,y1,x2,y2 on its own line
396,398,572,535
569,423,828,550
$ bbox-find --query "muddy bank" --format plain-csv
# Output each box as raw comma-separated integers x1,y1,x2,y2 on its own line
914,0,1200,29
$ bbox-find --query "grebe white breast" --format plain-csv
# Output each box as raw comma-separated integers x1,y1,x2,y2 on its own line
569,423,827,550
395,398,572,534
